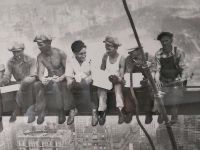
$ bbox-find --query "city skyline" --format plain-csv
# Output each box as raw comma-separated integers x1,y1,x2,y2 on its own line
1,116,200,150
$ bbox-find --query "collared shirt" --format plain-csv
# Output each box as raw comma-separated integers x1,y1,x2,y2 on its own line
65,56,91,81
155,46,188,78
1,54,36,85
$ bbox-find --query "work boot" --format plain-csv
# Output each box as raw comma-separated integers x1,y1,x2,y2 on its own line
91,109,98,126
124,112,133,124
9,112,17,123
0,119,3,133
157,114,164,124
26,106,36,123
58,110,66,124
145,112,153,124
9,107,22,123
169,115,178,125
37,111,45,125
28,113,36,123
67,108,78,125
118,108,124,124
99,111,106,126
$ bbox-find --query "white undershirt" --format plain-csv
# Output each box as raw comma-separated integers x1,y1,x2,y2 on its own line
105,54,121,76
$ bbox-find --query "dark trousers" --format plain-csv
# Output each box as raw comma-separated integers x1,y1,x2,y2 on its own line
161,78,185,117
16,80,46,116
123,86,154,114
0,94,2,119
44,80,75,112
70,82,99,113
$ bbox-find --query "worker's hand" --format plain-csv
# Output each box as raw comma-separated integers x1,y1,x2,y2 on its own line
140,79,148,87
82,76,93,85
121,78,126,85
108,75,119,84
146,61,152,68
50,75,59,82
66,77,75,89
0,81,4,87
41,77,51,85
52,75,62,83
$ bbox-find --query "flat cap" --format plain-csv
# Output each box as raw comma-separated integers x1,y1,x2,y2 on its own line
157,32,173,41
34,34,52,43
127,47,141,54
103,36,121,47
8,42,25,52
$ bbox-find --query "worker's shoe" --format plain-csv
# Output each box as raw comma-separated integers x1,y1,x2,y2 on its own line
91,109,98,126
145,112,153,124
28,113,36,123
169,115,178,125
9,112,17,123
67,108,78,125
9,107,22,123
124,112,133,124
58,110,66,124
37,111,45,125
118,108,124,124
0,119,3,133
99,111,106,126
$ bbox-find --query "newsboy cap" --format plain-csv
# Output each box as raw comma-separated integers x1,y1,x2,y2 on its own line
157,32,173,41
8,42,25,52
103,36,121,47
34,34,52,43
127,47,142,54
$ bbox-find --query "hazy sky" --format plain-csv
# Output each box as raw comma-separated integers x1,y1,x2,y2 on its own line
0,0,199,66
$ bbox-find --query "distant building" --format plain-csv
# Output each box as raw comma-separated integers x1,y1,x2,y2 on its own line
17,129,73,150
0,127,15,150
81,126,110,150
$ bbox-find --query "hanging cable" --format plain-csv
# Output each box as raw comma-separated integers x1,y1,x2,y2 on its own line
129,71,155,150
121,0,178,149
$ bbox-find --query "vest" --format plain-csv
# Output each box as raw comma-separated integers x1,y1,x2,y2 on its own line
160,47,182,82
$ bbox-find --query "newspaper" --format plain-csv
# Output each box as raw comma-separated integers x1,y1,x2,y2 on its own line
0,84,20,94
124,73,144,88
92,69,112,90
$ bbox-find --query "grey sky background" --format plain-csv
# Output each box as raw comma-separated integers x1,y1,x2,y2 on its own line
0,0,199,68
0,1,199,81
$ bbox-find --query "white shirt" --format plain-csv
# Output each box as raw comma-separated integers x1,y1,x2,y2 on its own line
105,54,122,76
65,56,91,82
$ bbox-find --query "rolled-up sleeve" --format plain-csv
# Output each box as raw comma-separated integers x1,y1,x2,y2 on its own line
155,52,161,73
29,59,37,77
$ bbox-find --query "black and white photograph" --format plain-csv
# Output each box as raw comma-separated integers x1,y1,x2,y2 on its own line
0,0,200,150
